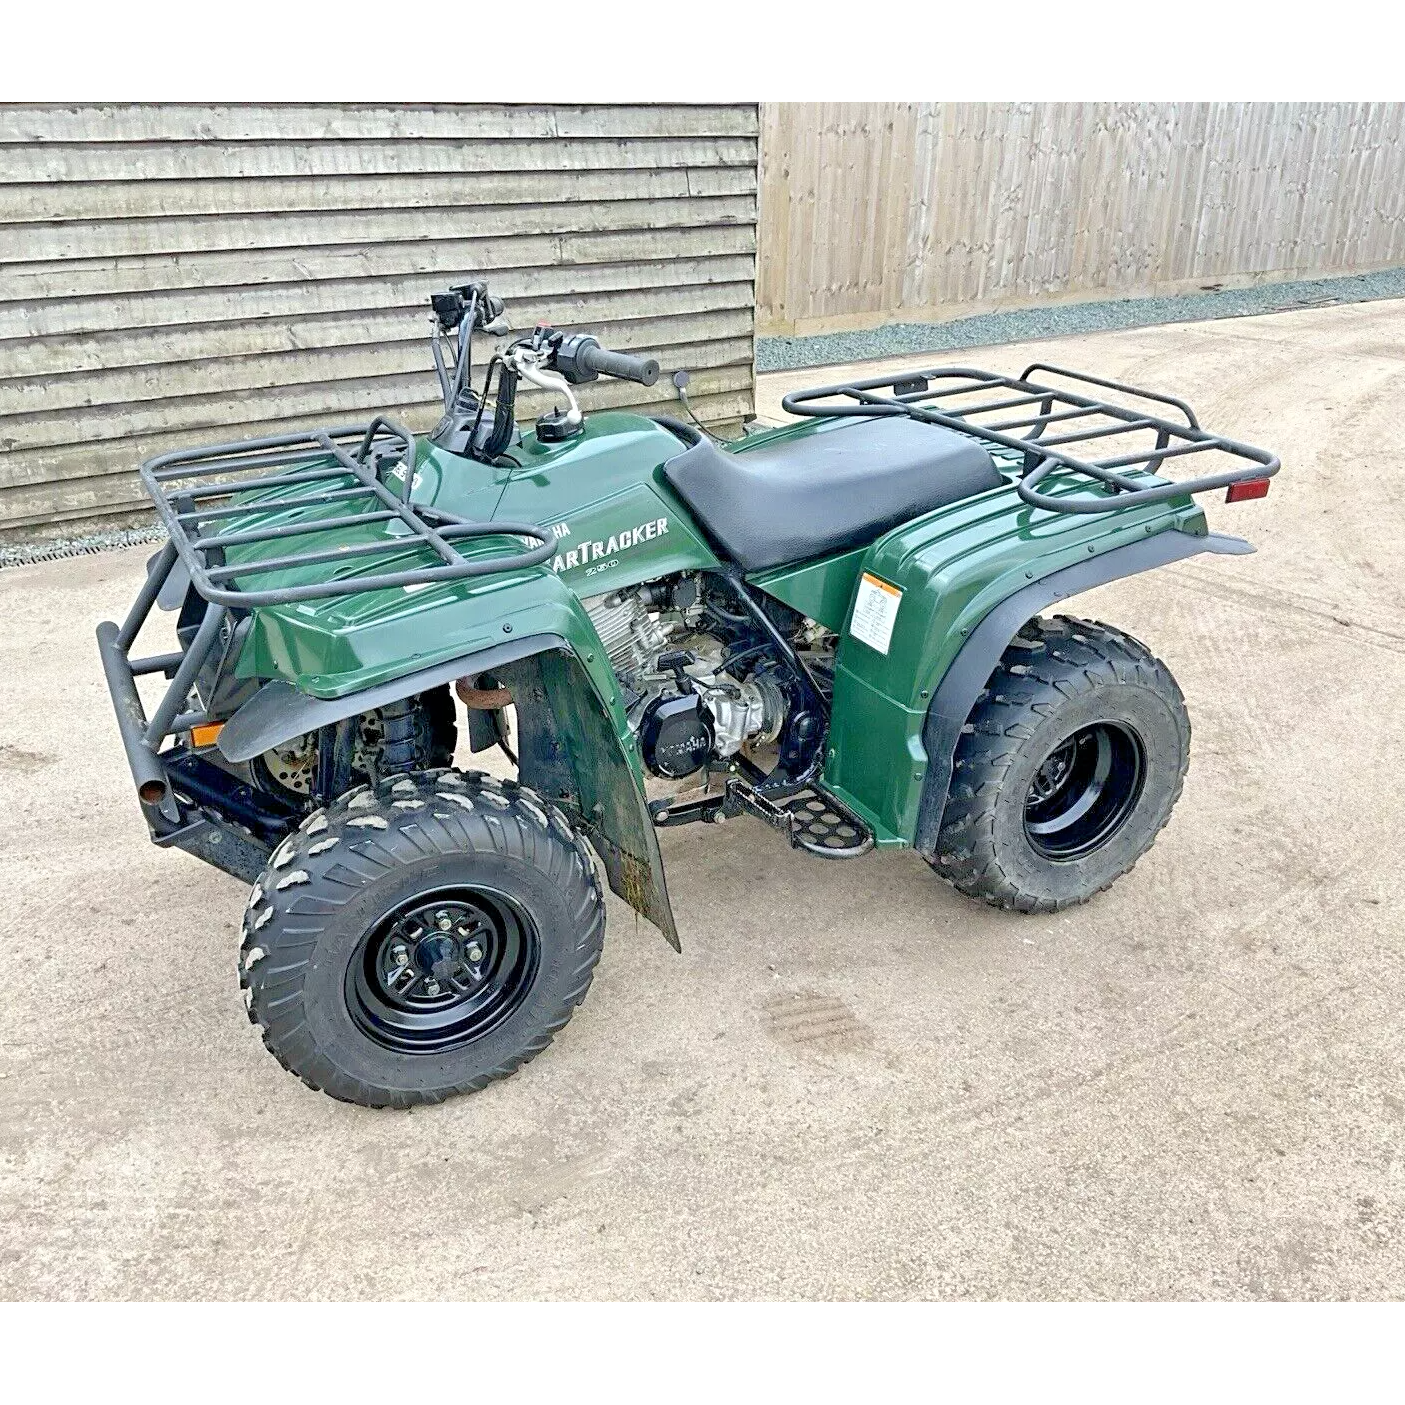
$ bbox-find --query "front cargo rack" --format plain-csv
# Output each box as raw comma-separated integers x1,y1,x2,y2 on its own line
140,417,556,607
98,417,559,880
781,362,1280,513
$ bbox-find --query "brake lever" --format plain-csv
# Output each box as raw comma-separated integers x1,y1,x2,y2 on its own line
511,344,582,440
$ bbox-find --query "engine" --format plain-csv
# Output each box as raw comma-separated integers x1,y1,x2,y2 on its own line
582,578,789,780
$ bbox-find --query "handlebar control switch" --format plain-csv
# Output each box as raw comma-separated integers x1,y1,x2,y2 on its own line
431,291,467,332
553,333,604,386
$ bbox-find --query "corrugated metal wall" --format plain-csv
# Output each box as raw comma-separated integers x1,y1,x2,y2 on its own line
0,103,758,536
758,102,1405,336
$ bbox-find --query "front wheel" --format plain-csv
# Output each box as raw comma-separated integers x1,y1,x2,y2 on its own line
239,769,604,1107
930,615,1191,913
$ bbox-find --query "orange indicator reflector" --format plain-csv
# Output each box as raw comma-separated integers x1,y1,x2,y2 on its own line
190,722,224,748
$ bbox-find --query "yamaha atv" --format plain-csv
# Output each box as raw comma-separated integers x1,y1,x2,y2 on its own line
97,281,1279,1107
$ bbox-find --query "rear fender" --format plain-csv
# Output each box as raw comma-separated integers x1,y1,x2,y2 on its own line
821,471,1248,845
909,529,1252,855
219,582,679,949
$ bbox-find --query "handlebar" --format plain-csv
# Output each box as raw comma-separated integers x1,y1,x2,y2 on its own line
426,279,668,458
576,340,660,386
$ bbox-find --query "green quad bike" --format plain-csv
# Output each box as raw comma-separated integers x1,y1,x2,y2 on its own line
98,281,1279,1107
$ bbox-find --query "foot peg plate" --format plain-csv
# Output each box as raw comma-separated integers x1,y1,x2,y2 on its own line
774,787,875,859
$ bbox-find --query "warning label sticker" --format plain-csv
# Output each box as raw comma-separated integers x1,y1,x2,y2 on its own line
850,573,902,654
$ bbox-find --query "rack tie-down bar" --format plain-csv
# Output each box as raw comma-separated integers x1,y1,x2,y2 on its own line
782,362,1280,513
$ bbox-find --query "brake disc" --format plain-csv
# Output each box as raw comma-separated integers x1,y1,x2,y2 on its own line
256,713,386,797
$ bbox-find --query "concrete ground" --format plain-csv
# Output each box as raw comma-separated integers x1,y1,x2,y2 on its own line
2,300,1403,1300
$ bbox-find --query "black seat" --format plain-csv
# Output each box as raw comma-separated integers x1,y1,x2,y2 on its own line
662,416,1003,573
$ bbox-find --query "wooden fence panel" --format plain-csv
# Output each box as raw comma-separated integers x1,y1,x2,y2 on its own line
758,102,1405,336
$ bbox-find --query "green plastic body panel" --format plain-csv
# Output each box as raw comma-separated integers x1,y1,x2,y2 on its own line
491,414,720,593
747,545,868,632
820,474,1210,847
236,554,679,937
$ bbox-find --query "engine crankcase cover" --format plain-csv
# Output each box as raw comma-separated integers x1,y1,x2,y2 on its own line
641,693,714,779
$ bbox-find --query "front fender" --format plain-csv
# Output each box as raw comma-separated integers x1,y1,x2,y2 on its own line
220,570,679,948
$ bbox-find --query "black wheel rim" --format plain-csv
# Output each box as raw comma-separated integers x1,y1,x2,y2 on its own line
346,885,540,1054
1022,721,1146,861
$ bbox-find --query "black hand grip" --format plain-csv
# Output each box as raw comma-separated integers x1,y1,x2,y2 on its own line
579,341,660,386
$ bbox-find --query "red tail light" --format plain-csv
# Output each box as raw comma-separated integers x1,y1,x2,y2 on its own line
1225,477,1271,503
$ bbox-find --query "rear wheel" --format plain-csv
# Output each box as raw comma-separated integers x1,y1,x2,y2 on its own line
239,768,603,1107
930,615,1190,912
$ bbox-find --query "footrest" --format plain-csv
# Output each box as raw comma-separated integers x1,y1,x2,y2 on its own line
779,788,874,859
652,775,876,859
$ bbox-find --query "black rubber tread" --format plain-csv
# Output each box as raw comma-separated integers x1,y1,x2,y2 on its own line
238,767,603,1108
930,614,1191,913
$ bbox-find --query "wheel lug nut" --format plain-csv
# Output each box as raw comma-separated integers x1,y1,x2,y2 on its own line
466,943,484,962
436,915,452,931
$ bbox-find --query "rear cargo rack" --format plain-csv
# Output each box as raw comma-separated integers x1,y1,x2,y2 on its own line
140,417,555,607
781,362,1279,513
